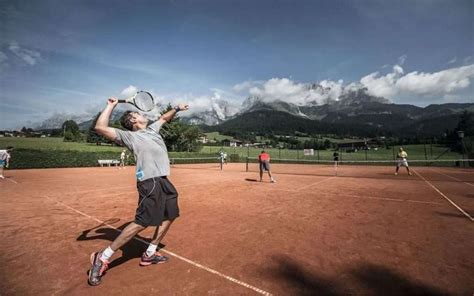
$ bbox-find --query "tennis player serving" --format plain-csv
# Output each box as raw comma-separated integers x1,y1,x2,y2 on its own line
88,98,188,286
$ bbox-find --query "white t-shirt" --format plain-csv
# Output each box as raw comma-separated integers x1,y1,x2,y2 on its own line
114,121,170,181
0,150,11,161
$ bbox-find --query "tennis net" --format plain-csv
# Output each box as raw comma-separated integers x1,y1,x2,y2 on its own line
170,157,224,170
245,157,474,179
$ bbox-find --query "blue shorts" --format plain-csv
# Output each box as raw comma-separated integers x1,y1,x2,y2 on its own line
0,160,5,167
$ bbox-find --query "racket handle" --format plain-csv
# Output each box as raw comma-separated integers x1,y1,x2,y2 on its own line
117,99,126,103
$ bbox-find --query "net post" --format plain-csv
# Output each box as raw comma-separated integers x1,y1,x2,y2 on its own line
246,157,249,172
430,139,433,158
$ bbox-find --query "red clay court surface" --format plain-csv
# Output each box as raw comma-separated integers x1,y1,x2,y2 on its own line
0,163,473,295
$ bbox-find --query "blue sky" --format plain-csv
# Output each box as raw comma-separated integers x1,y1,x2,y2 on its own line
0,0,473,129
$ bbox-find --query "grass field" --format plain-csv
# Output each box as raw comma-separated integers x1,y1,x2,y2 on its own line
0,137,122,152
0,137,214,169
0,137,465,169
204,132,235,142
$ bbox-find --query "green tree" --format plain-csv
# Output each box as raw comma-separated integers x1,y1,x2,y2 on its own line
457,111,473,136
87,112,112,144
323,139,331,149
64,130,75,141
62,120,82,142
159,104,202,152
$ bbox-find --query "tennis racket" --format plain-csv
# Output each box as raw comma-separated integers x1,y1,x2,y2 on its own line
118,91,156,112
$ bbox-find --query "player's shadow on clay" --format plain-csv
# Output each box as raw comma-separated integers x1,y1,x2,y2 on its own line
77,221,165,270
262,254,448,295
245,178,259,182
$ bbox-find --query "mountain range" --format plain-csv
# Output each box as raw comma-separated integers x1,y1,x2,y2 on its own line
34,86,473,138
187,88,473,137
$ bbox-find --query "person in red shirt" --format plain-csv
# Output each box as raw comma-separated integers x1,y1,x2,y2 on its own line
258,150,276,183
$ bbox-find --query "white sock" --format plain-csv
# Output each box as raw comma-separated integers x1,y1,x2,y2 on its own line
100,246,115,261
146,243,158,257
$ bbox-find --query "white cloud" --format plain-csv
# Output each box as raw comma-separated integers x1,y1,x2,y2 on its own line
393,65,404,75
360,66,403,99
120,85,138,98
398,54,407,65
8,42,41,65
396,65,474,95
360,64,474,99
447,57,457,64
245,78,346,105
122,62,474,116
249,78,305,102
132,89,240,121
176,91,239,118
232,80,264,92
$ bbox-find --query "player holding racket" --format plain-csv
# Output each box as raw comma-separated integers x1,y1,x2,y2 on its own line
88,97,189,286
395,147,412,176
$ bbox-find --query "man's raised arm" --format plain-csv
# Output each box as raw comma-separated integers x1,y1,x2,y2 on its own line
95,98,119,141
158,103,189,124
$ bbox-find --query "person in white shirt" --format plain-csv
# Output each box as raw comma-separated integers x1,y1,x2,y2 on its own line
119,149,127,169
0,147,13,179
395,147,412,176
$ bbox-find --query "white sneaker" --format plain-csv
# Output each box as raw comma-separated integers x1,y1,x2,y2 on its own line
271,179,276,183
394,172,398,176
0,175,4,179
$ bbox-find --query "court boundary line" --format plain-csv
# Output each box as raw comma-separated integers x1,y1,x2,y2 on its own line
44,195,272,296
296,176,337,191
267,176,442,205
432,169,474,188
269,187,443,205
412,170,473,222
5,178,18,184
333,193,442,205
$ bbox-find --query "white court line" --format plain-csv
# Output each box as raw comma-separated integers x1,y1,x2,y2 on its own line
297,176,337,192
5,178,18,184
44,196,272,296
272,176,336,192
432,169,474,188
270,187,442,205
339,193,442,205
413,170,473,222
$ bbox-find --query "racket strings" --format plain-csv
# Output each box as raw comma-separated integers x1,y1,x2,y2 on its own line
134,92,155,111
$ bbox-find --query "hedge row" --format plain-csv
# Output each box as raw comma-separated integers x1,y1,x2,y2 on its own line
8,149,218,169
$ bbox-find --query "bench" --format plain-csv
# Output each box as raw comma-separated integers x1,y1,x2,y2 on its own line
98,159,120,167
